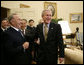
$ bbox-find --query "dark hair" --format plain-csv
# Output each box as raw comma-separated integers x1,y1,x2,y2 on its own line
1,18,8,23
22,19,27,23
76,27,79,31
1,18,8,22
29,19,34,23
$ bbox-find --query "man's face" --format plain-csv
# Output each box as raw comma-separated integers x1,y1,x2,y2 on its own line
21,20,27,30
42,11,52,24
29,21,34,26
11,15,22,29
1,20,9,29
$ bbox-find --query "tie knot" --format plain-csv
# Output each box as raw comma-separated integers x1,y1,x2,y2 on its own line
22,30,25,35
18,29,24,37
45,24,48,28
18,29,21,32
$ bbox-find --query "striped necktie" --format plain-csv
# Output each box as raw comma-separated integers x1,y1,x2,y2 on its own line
44,24,48,41
22,30,25,35
18,30,24,37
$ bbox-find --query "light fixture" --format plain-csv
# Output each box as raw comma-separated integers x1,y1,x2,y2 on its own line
58,21,72,35
58,21,74,44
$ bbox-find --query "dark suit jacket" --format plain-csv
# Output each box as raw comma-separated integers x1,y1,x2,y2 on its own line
25,25,36,42
2,27,32,64
25,26,37,60
1,28,5,64
35,22,64,64
1,28,8,64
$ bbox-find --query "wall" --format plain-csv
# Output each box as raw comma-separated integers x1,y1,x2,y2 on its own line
56,1,83,33
1,1,83,32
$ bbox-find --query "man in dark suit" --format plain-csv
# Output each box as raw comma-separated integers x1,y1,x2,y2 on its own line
20,19,35,63
26,19,37,63
35,9,64,64
21,19,37,63
1,18,9,31
2,13,31,64
1,28,4,64
1,18,10,64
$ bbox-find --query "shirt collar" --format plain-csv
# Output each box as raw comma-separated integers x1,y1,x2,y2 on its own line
1,27,5,31
11,26,19,31
43,23,50,28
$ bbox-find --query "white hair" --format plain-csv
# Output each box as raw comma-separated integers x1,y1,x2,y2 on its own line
41,9,52,17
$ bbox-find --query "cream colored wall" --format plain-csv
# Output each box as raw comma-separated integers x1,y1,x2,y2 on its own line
1,1,44,26
56,1,83,33
1,1,83,32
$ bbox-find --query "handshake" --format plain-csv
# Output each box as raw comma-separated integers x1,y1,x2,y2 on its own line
22,42,29,49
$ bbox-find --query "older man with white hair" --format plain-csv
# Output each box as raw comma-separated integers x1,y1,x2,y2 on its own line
2,13,31,64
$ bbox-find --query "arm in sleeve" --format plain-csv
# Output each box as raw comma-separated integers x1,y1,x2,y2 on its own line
4,32,24,54
56,24,64,58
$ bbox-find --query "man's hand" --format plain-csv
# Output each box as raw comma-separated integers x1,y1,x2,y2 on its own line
34,38,40,45
59,58,64,63
23,42,29,49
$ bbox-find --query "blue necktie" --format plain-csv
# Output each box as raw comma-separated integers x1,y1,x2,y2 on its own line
18,30,25,52
18,30,24,37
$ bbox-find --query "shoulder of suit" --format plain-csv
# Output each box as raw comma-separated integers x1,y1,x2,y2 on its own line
1,28,3,32
37,23,43,27
5,27,16,33
37,22,60,27
50,22,60,26
4,27,10,32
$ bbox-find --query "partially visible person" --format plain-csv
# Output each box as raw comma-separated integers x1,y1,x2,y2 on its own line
21,19,37,64
1,18,10,31
26,19,36,41
1,18,10,64
26,19,37,63
21,19,27,35
0,28,4,64
2,13,31,64
20,19,33,63
28,19,35,27
35,9,64,64
75,27,82,46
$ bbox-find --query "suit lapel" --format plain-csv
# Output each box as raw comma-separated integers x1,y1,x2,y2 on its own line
10,27,25,39
47,22,53,41
41,22,53,42
41,23,44,39
39,23,45,42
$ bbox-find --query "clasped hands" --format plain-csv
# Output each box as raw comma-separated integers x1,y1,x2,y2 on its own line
23,42,29,49
59,58,64,63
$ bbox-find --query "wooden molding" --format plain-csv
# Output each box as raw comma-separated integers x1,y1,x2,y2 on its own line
20,4,30,8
